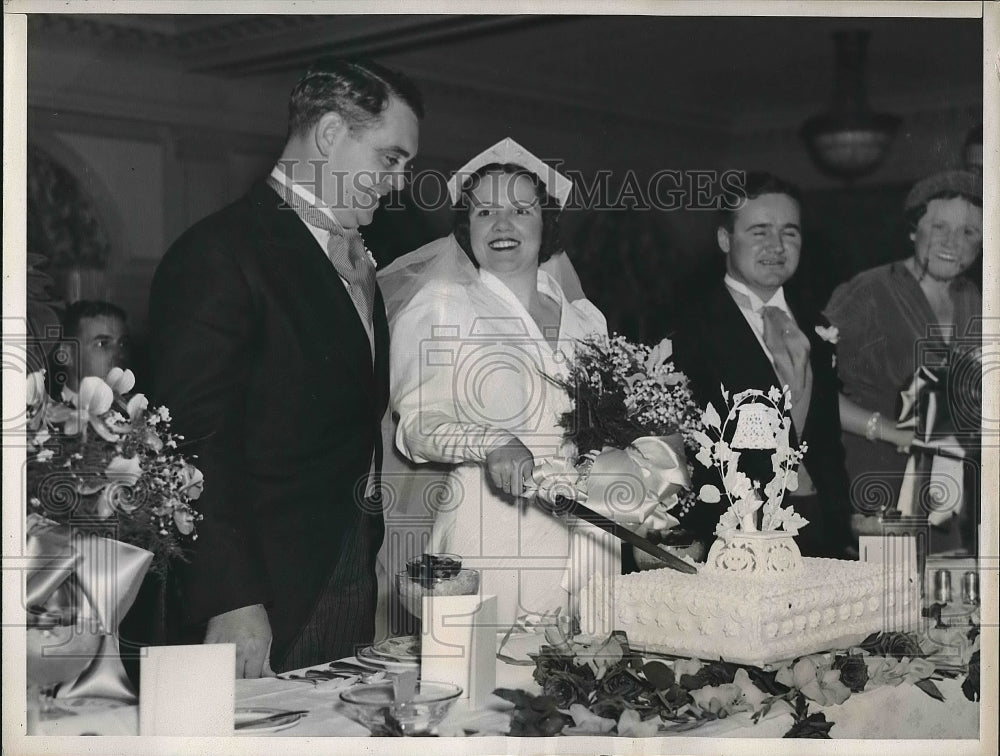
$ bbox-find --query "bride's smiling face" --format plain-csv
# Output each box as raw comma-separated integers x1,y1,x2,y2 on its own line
467,172,544,276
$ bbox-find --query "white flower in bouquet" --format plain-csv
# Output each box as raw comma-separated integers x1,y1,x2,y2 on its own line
530,455,588,506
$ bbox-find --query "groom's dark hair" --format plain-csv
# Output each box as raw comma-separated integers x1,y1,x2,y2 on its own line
287,57,424,138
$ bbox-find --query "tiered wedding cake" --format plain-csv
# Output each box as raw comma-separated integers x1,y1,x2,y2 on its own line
580,387,921,667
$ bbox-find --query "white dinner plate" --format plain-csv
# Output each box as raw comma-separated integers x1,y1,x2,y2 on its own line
356,644,419,673
371,635,420,662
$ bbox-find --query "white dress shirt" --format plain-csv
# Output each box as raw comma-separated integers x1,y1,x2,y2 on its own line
723,275,816,495
723,273,796,370
268,165,377,359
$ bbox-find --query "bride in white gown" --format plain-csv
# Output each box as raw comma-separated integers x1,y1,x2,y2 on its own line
380,139,618,627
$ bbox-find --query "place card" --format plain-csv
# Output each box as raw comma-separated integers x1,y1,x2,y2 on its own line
420,594,496,709
139,644,235,735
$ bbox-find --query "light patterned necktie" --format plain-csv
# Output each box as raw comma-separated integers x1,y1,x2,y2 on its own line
760,305,813,437
760,305,817,495
266,175,376,323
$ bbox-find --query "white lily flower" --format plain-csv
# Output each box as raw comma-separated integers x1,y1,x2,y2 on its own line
105,367,136,395
126,393,149,422
26,370,47,407
63,377,117,440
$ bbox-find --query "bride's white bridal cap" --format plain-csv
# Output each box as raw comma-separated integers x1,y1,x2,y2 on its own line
447,137,574,209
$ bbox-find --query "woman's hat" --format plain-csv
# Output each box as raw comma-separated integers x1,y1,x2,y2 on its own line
446,137,573,208
904,169,982,211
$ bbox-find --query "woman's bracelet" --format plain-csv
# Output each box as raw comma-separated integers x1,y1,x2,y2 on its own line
865,411,881,442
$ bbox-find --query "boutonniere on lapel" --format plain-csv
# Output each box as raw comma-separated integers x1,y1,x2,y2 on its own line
814,324,839,368
814,324,839,344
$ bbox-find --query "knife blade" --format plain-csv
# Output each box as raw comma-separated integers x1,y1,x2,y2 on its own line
560,497,698,574
234,710,308,730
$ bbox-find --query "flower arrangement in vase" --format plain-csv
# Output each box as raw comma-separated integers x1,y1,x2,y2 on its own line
26,367,202,579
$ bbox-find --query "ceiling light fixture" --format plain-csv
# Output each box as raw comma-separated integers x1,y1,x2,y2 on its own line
801,30,901,182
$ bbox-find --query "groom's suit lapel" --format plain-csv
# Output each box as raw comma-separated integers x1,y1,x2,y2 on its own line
248,181,375,395
709,283,823,446
709,284,783,393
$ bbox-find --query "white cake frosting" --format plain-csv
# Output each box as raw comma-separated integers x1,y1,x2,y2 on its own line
579,557,920,667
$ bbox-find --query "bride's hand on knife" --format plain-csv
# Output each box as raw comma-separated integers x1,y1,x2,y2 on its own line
486,437,535,499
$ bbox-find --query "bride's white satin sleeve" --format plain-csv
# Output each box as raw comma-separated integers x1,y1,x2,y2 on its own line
567,297,608,339
390,282,517,465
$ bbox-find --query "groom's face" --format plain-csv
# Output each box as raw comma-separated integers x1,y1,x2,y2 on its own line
320,96,420,229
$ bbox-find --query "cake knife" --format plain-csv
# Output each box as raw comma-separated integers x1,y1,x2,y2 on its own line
558,497,698,574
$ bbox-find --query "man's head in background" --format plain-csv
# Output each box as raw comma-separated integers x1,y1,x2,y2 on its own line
717,172,804,302
51,300,130,393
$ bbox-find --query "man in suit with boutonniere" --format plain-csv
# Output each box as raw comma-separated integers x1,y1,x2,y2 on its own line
671,172,855,560
148,59,422,677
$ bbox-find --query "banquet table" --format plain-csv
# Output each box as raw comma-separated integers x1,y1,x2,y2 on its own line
32,631,979,739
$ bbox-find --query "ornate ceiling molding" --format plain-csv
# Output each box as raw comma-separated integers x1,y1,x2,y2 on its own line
26,13,981,149
27,14,568,75
28,14,324,54
29,13,178,50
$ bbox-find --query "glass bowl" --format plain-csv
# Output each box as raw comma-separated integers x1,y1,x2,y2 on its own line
395,567,480,620
339,680,462,736
405,553,464,581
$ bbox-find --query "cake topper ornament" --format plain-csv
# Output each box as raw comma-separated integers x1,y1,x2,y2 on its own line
730,403,782,449
695,385,809,542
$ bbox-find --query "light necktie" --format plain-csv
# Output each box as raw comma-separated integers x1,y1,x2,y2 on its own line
266,175,376,323
760,305,812,436
760,306,817,496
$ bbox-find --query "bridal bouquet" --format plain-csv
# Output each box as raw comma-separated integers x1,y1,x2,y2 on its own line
25,368,203,579
530,335,702,531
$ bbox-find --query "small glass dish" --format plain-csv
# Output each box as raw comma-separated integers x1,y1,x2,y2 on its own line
339,680,462,736
395,554,480,619
405,553,464,581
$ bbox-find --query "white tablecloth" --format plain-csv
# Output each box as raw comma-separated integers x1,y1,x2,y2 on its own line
31,635,980,739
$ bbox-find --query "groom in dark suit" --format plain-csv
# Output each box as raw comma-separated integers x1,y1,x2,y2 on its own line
148,59,422,676
672,172,855,559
